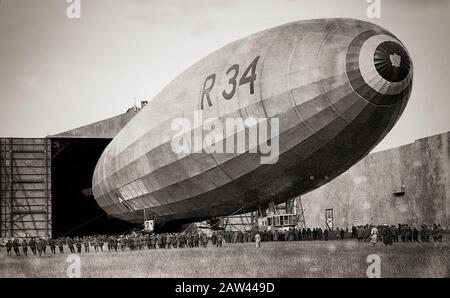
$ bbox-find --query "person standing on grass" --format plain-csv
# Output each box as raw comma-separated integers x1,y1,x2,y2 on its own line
382,224,393,246
37,238,45,256
437,224,443,242
67,237,75,253
6,239,12,256
21,238,28,256
255,233,261,248
413,226,419,242
202,233,208,248
83,237,90,253
29,237,37,255
57,238,64,253
48,238,56,254
75,237,82,253
370,226,378,246
12,238,20,256
217,233,223,247
324,229,329,241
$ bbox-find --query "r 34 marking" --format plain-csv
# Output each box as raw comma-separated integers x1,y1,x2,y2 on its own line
200,56,260,109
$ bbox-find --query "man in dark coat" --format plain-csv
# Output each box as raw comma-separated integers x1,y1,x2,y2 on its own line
48,238,56,254
22,238,28,256
67,237,75,253
37,238,46,256
413,226,419,242
75,237,82,253
202,233,208,248
6,239,12,256
57,238,64,253
29,237,37,255
12,239,20,256
324,229,329,241
382,225,393,246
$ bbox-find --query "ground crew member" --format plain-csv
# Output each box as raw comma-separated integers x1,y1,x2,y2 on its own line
48,238,56,254
166,234,172,249
211,232,217,246
255,233,261,248
194,233,199,247
370,226,378,246
120,236,126,251
91,237,99,252
217,233,223,247
98,236,104,251
6,239,12,256
107,236,113,251
75,237,82,253
29,237,37,255
22,238,28,256
37,238,45,256
83,237,90,252
437,224,443,242
383,225,393,246
156,234,163,249
12,238,20,256
151,234,157,249
413,227,419,242
202,233,208,248
67,237,75,253
171,234,178,249
57,238,64,253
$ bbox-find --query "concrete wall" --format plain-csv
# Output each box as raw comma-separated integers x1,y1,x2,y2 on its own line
302,132,450,230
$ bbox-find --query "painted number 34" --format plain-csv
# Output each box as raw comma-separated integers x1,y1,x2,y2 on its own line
201,56,260,109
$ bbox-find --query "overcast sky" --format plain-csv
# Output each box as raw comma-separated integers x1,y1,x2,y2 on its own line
0,0,449,152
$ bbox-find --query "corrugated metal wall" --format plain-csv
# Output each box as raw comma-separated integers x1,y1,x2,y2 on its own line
0,138,51,238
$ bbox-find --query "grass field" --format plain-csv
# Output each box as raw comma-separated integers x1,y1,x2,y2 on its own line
1,238,449,278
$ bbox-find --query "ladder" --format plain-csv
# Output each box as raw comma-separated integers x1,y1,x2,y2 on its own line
295,196,306,229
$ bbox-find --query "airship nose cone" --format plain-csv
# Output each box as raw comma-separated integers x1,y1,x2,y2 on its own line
346,31,413,106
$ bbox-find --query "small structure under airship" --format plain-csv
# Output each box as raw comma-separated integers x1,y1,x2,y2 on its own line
92,18,413,228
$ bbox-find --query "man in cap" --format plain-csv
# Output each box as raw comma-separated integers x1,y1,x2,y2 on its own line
67,237,75,253
413,226,419,243
37,238,45,256
6,239,12,256
75,237,82,253
21,238,28,256
57,238,64,253
83,237,90,253
217,233,223,247
48,238,56,254
12,238,21,256
383,224,393,246
29,237,37,255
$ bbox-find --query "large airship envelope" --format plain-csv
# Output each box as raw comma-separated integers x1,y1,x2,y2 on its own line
92,18,413,225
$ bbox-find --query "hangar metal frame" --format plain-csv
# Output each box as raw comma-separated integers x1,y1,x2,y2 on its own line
0,138,51,238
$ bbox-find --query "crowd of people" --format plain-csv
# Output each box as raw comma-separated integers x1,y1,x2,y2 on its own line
0,223,444,257
354,223,444,246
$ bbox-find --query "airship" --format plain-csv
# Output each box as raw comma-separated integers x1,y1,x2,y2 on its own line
92,18,413,228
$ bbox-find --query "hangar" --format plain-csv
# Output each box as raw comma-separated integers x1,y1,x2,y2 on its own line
0,105,143,238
